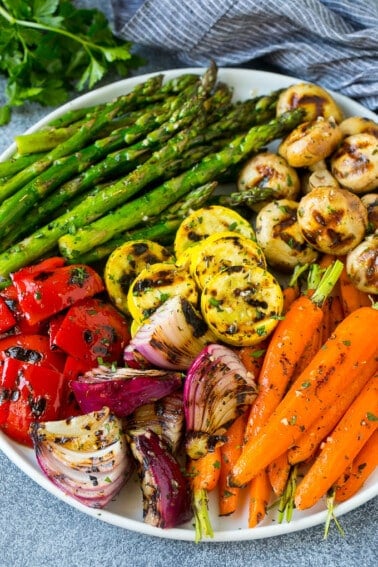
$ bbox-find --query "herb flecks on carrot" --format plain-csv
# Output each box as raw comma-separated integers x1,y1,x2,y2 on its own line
335,429,378,503
229,306,378,488
294,374,378,510
288,365,377,465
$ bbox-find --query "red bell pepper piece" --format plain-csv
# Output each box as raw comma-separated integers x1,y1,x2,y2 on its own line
0,356,65,446
53,298,131,365
0,334,66,373
11,257,104,325
0,284,44,334
0,296,16,333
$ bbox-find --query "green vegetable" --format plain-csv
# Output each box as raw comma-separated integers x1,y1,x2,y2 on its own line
0,78,219,248
58,108,305,260
0,0,143,125
0,74,163,204
0,107,304,277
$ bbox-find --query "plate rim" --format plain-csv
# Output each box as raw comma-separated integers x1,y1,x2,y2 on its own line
0,66,377,542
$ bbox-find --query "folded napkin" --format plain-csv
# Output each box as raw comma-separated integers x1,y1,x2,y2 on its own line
110,0,378,111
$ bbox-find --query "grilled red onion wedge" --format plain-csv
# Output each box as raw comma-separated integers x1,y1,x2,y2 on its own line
124,295,216,370
128,428,193,529
71,365,183,417
126,391,185,455
30,407,132,508
184,343,257,459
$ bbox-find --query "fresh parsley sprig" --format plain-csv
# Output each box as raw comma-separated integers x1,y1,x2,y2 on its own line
0,0,143,125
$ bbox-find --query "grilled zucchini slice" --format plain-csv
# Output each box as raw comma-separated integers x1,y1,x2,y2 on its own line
105,240,174,314
201,265,283,346
174,205,255,260
189,231,266,289
127,262,199,321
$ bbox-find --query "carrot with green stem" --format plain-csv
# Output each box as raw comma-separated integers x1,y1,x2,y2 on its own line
245,259,343,439
294,373,378,510
241,261,342,523
187,446,221,542
229,306,378,488
266,263,330,497
334,429,378,503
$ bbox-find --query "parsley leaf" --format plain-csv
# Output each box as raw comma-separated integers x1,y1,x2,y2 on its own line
0,0,143,125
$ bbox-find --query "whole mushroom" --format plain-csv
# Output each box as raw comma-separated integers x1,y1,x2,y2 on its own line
256,199,318,272
296,186,368,255
237,152,301,212
278,117,343,168
331,132,378,193
276,83,344,122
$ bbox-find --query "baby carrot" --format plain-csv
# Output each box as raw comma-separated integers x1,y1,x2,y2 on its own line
294,374,378,510
188,446,221,542
246,260,342,438
229,306,378,488
288,365,377,465
335,429,378,503
248,469,272,527
218,413,247,516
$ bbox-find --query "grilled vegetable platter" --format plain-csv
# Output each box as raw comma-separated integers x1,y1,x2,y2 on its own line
0,65,377,543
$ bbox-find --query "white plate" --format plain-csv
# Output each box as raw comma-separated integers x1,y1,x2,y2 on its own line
0,68,377,542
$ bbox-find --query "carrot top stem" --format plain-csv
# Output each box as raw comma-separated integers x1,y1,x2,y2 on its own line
277,464,297,524
310,259,344,307
307,262,324,291
288,262,310,288
193,488,213,543
324,489,345,540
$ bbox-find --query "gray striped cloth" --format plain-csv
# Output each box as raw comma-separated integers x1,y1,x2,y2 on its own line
110,0,378,111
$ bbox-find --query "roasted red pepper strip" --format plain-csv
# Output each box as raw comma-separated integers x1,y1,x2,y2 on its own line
53,297,131,365
0,357,65,446
11,257,104,325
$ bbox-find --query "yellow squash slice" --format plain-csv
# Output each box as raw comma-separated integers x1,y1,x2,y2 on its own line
104,240,174,314
201,265,283,346
174,205,256,260
127,262,199,321
189,231,266,289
